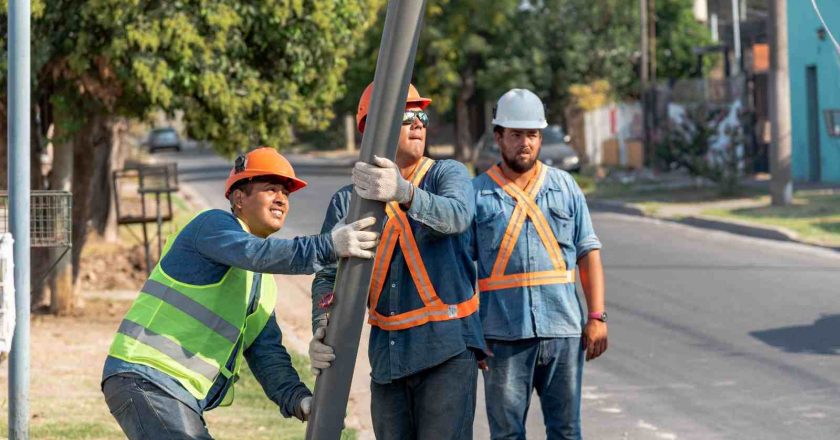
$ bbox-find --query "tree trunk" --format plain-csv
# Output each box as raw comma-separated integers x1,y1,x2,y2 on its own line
48,133,74,315
0,107,6,189
61,113,109,314
30,108,51,308
91,117,126,242
454,70,476,163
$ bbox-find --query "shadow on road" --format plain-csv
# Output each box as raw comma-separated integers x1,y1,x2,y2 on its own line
750,314,840,355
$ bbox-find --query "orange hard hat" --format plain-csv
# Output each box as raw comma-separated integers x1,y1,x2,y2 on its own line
356,82,432,133
224,147,307,197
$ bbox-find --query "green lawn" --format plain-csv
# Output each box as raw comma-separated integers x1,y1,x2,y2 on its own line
703,192,840,247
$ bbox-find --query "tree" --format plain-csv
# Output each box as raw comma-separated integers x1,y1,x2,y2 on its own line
1,0,380,313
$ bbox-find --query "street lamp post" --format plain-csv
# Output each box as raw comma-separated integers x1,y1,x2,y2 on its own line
7,0,32,437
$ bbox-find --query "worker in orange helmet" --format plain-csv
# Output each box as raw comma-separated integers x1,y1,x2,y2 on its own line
102,147,379,439
310,83,486,439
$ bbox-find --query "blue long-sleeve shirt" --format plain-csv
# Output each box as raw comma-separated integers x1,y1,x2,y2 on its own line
471,165,602,340
311,159,486,384
103,209,335,416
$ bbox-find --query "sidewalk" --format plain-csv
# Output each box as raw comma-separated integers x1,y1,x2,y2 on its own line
587,172,840,252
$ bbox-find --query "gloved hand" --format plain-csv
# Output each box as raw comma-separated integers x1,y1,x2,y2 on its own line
331,216,378,259
308,318,335,376
352,155,413,204
293,396,312,422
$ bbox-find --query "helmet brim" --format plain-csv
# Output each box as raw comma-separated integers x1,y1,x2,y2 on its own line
225,170,308,197
491,119,549,129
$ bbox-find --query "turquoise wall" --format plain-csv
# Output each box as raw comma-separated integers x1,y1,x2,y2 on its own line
787,0,840,182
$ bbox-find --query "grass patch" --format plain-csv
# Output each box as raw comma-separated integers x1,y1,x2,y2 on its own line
702,192,840,246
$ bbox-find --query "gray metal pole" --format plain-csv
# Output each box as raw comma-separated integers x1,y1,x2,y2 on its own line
640,0,649,166
731,0,741,74
305,1,426,438
8,0,31,437
769,0,792,206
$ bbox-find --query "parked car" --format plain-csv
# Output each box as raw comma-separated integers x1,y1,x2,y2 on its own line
472,125,580,174
147,127,181,153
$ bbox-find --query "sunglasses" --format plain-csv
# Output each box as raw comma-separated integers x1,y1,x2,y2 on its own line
402,110,429,128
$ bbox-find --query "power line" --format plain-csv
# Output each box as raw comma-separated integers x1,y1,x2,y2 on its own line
811,0,840,55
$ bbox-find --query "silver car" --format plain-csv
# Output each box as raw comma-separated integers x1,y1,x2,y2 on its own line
472,125,580,174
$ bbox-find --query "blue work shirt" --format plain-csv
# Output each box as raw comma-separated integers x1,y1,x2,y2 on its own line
311,159,486,384
103,209,336,417
471,164,602,341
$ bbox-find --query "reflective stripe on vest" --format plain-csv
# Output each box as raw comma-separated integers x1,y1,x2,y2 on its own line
108,211,277,401
478,162,575,292
116,319,219,381
367,158,479,331
140,279,241,344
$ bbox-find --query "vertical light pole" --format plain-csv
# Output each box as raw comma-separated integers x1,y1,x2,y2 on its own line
731,0,742,74
640,0,650,166
305,1,427,438
769,0,792,206
8,0,31,437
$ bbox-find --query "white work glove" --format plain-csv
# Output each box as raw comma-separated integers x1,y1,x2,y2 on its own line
330,216,378,259
294,396,312,422
352,155,413,204
308,318,335,377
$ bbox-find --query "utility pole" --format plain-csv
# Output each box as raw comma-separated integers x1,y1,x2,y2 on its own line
305,1,427,438
731,0,742,74
640,0,650,166
8,0,31,437
769,0,792,206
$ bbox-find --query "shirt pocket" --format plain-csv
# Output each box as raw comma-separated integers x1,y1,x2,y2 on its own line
475,193,507,264
547,207,574,246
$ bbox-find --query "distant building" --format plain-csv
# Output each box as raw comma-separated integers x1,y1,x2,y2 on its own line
787,2,840,183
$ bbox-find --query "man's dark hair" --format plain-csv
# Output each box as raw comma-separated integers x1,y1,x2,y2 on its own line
493,125,505,136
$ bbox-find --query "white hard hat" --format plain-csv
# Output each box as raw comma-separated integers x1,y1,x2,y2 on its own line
492,88,548,129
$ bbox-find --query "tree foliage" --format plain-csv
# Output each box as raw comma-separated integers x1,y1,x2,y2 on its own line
341,0,710,159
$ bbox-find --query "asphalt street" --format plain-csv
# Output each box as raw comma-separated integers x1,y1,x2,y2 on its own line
159,144,840,439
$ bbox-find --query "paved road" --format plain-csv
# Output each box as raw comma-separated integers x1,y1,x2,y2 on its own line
160,144,840,439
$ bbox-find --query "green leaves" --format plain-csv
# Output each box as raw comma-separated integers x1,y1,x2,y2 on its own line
0,0,378,155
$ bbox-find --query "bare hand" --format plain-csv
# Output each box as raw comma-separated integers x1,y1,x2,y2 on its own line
583,320,608,361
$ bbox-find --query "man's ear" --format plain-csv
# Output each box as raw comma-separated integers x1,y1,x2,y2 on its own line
232,188,244,211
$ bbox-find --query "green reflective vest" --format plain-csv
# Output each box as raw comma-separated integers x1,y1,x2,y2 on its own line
108,214,277,404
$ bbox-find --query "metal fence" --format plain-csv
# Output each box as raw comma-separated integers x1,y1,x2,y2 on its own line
0,191,72,248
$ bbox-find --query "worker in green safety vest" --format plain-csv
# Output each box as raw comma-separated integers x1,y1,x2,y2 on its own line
102,147,379,439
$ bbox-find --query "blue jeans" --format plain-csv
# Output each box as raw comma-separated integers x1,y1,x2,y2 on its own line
371,349,478,440
103,373,213,439
482,338,584,440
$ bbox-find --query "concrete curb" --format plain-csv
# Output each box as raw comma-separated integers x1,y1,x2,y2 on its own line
589,199,840,253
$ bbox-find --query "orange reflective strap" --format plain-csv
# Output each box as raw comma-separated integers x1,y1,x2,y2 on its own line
478,270,575,291
367,158,478,330
368,220,399,311
489,164,545,275
368,291,479,331
479,162,575,292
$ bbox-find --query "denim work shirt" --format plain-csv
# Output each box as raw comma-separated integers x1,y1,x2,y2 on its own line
471,164,602,341
103,209,336,417
311,159,486,384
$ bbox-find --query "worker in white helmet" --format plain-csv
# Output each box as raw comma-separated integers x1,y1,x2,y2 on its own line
470,89,607,439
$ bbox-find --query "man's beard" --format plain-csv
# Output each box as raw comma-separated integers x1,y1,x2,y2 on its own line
501,147,538,174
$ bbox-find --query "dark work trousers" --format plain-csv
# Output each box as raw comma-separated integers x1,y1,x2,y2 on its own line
103,373,213,440
370,349,478,440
